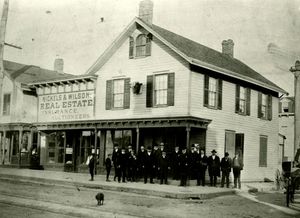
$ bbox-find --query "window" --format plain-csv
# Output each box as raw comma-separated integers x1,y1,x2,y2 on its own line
204,75,222,109
106,78,130,110
129,34,152,58
154,74,168,105
113,79,125,108
146,73,175,107
3,93,11,115
235,85,251,115
258,92,272,120
46,131,65,164
259,135,268,167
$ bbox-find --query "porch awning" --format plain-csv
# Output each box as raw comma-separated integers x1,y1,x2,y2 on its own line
35,116,212,130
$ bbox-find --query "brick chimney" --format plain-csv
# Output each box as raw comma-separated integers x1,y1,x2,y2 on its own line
54,58,64,74
139,0,153,25
222,39,234,58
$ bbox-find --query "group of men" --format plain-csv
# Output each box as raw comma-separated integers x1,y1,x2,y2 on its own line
107,143,244,188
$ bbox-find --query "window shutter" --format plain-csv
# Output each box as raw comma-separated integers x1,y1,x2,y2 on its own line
279,102,282,113
257,92,262,118
259,136,268,167
167,73,175,106
289,100,294,113
246,88,251,115
106,80,112,110
145,35,152,56
217,79,222,110
123,78,131,109
129,37,134,59
203,75,209,107
235,85,240,113
267,95,272,120
146,75,153,107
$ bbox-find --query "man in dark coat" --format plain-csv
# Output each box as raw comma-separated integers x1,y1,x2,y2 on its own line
137,146,146,181
207,149,220,187
220,152,232,188
172,146,181,180
189,144,197,180
105,154,112,182
144,147,155,184
87,153,95,181
179,148,190,186
112,144,120,181
196,149,208,186
152,144,159,179
158,151,169,184
119,148,128,183
128,151,137,182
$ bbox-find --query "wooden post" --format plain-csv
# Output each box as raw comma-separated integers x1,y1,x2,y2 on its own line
94,128,98,175
290,61,300,157
2,130,6,164
136,127,140,153
18,129,23,167
186,126,191,150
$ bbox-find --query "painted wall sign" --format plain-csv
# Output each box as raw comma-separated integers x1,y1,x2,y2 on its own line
38,90,94,122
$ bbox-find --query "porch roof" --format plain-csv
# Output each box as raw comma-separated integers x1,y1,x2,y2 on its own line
35,116,212,131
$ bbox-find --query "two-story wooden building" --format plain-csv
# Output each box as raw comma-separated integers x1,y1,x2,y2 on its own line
0,0,287,181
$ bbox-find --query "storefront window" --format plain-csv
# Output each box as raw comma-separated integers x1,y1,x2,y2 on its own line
113,130,132,148
57,132,65,163
48,132,56,164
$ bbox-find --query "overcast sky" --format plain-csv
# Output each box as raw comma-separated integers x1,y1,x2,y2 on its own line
1,0,300,94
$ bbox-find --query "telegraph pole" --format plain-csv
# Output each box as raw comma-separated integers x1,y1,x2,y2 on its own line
290,60,300,157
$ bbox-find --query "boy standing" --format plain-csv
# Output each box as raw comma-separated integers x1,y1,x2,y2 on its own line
105,154,112,182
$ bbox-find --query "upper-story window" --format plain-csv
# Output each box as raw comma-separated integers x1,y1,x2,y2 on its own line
235,85,251,115
106,78,130,110
258,92,272,120
2,93,11,116
146,73,175,107
129,34,152,59
154,74,168,105
203,75,222,109
279,98,294,113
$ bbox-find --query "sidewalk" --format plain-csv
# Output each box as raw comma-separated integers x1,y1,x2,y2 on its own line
0,167,236,199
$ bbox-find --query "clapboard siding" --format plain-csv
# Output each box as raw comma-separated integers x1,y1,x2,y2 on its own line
94,31,190,119
279,116,294,160
0,76,14,123
190,71,280,181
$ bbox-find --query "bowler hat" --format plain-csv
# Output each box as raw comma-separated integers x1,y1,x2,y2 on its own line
225,152,229,157
211,149,217,153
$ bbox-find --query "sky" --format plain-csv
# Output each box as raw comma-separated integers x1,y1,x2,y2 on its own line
1,0,300,95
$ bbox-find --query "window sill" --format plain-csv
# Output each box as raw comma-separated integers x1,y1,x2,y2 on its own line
204,105,219,110
130,55,150,59
236,112,248,116
153,104,169,108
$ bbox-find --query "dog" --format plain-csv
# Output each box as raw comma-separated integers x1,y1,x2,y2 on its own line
95,192,104,206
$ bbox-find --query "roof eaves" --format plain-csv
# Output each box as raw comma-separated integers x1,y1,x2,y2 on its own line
191,58,288,95
27,75,98,86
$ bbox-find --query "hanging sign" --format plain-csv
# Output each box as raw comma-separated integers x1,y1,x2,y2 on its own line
38,90,94,122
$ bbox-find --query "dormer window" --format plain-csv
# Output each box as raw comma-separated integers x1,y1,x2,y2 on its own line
129,34,152,59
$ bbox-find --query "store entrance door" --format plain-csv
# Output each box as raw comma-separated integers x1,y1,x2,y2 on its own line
65,131,81,172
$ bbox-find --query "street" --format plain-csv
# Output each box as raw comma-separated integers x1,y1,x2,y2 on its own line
0,179,296,218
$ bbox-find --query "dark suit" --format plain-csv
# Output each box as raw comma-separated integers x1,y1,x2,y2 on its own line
220,157,232,188
207,155,220,186
196,153,208,186
119,152,128,182
112,149,120,181
158,155,169,184
144,152,155,184
138,150,146,180
172,151,181,180
179,152,190,186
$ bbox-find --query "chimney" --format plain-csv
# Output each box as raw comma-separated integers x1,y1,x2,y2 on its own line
54,58,64,74
222,39,234,58
139,0,153,25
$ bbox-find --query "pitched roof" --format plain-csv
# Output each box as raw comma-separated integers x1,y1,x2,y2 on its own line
4,60,76,84
151,24,284,92
86,18,287,94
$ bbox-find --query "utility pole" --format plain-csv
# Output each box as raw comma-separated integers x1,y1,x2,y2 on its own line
0,0,9,165
290,60,300,158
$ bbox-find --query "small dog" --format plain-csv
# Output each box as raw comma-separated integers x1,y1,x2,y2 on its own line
95,192,104,206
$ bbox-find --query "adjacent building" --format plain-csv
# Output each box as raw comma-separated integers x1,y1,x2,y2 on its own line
0,0,287,181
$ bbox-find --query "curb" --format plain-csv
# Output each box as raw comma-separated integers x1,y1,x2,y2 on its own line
0,173,235,200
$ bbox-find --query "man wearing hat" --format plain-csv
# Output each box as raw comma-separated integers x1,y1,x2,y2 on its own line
189,144,197,180
196,149,208,186
207,149,221,187
179,148,190,186
137,145,146,181
158,151,169,184
112,144,120,182
144,146,155,184
172,146,181,180
220,152,232,188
